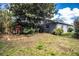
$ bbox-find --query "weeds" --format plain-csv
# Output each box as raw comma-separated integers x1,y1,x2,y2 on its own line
36,41,45,50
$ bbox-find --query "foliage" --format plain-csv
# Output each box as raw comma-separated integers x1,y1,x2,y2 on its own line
0,4,55,34
0,20,3,33
67,27,73,32
36,41,44,50
10,3,55,17
36,44,44,50
23,27,35,34
10,3,55,34
74,17,79,38
62,32,74,37
53,28,63,35
0,10,13,34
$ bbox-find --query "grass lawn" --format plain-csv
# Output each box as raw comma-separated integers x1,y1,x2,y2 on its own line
0,33,79,56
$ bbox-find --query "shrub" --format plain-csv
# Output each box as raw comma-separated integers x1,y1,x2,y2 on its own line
36,41,44,50
67,27,73,32
53,28,63,35
62,32,74,37
23,27,35,34
36,44,44,50
74,31,79,38
74,17,79,38
50,52,55,56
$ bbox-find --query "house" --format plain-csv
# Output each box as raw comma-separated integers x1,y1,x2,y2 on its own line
39,20,73,33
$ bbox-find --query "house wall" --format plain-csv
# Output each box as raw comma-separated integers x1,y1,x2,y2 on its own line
43,23,57,33
56,24,68,33
56,24,63,28
62,25,68,33
42,20,72,33
48,23,57,33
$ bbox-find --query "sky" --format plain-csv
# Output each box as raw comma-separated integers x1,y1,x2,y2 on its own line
0,3,9,9
52,3,79,24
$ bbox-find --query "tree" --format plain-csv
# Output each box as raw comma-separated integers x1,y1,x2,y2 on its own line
74,17,79,38
67,27,73,32
10,3,55,33
0,10,13,34
10,3,55,17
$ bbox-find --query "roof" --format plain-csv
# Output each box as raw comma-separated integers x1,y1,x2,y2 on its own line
54,22,73,26
45,20,73,26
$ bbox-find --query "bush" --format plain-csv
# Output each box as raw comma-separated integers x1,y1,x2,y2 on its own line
62,32,74,37
63,32,71,36
74,31,79,38
36,44,44,50
23,27,35,34
36,41,44,50
50,52,55,56
53,28,63,35
74,17,79,38
67,27,73,32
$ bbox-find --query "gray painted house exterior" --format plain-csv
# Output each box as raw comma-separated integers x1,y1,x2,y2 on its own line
40,20,73,33
56,23,72,33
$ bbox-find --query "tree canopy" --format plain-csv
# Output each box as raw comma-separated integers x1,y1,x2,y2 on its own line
74,17,79,38
10,3,55,18
9,3,55,34
0,3,55,34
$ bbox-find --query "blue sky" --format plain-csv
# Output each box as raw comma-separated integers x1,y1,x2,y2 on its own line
56,3,79,10
52,3,79,24
0,3,9,9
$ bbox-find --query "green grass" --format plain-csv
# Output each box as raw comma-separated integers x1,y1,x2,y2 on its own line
0,33,79,56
